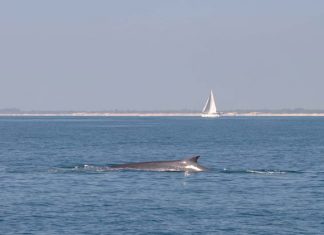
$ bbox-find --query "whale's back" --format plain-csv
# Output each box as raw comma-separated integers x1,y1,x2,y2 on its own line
110,156,205,172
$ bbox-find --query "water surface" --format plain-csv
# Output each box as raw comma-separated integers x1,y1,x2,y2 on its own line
1,117,324,234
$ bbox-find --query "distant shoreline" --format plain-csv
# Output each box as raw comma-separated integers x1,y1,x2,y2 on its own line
1,112,324,117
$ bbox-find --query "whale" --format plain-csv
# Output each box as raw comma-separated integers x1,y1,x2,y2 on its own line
109,155,206,172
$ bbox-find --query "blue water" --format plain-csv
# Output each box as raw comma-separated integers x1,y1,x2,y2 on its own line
1,117,324,234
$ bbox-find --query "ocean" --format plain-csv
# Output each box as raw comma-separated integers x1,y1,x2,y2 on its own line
1,117,324,234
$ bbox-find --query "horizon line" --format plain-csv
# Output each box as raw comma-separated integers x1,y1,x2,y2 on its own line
1,108,324,113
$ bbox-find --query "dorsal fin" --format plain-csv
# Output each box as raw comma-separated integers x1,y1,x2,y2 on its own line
186,156,200,162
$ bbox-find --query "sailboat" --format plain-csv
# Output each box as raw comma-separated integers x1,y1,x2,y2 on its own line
201,90,220,118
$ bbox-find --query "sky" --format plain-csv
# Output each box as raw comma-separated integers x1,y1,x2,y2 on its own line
0,0,323,111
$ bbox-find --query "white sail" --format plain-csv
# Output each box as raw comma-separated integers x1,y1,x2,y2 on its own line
202,90,219,118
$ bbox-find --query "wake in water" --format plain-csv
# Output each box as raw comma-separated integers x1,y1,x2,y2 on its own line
50,164,118,173
50,164,197,177
221,168,301,175
51,164,193,173
51,164,303,175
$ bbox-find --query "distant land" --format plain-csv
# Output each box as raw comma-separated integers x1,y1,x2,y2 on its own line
1,108,324,117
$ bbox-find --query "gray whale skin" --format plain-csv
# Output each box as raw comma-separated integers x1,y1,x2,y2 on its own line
110,155,206,172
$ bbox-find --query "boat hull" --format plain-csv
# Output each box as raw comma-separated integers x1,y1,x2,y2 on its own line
201,113,220,118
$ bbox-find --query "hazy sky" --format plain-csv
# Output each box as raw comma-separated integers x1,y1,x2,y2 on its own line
1,0,323,111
